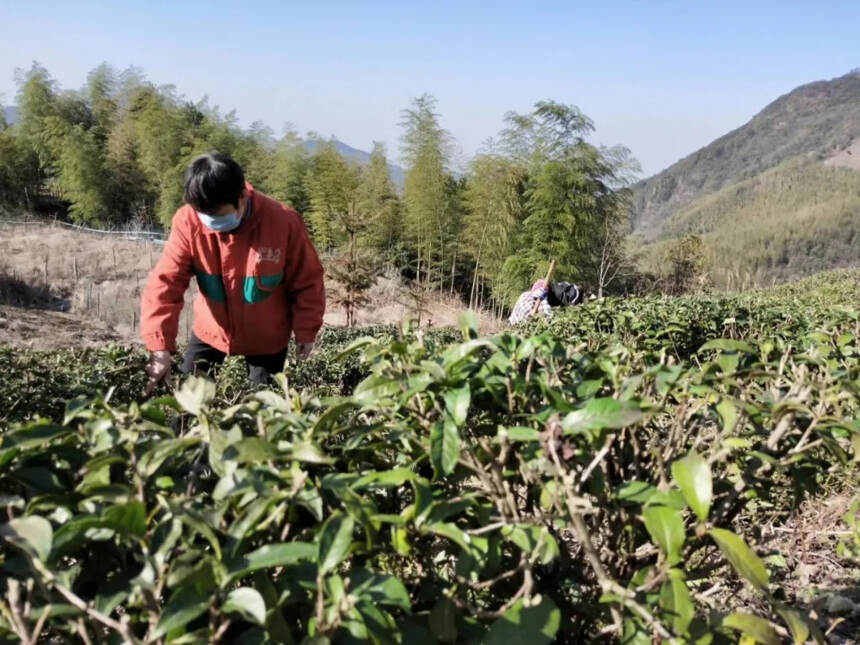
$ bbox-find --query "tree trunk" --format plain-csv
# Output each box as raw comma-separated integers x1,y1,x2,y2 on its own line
450,248,457,296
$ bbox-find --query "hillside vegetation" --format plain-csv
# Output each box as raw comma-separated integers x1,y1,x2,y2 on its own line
0,62,637,314
631,70,860,235
635,159,860,287
1,270,858,643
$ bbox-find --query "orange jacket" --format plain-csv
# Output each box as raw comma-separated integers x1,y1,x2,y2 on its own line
141,184,325,355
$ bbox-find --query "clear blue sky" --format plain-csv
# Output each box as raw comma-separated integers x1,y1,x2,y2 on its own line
1,0,858,176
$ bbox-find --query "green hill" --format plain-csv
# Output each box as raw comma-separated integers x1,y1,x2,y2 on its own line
631,69,860,235
631,69,860,287
635,158,860,287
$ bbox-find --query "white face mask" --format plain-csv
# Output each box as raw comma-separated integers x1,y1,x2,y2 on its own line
196,210,241,232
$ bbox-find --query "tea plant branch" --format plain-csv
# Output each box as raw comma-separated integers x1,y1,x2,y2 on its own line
28,606,49,644
76,619,94,645
449,561,534,619
213,618,233,643
545,420,674,640
790,415,820,454
2,582,33,645
456,560,526,591
766,411,798,451
578,433,616,492
31,559,143,645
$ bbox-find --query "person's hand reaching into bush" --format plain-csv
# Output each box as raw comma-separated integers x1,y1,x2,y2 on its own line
144,350,172,396
296,341,314,361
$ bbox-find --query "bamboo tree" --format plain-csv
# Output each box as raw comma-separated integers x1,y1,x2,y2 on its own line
357,142,402,265
400,94,453,286
304,140,360,249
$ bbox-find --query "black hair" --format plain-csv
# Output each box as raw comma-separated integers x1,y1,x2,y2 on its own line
547,281,583,307
183,152,245,213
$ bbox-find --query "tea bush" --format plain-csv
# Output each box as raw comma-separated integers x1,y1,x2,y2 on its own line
0,270,858,644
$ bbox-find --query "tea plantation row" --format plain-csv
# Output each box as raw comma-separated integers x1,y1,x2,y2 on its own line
0,270,857,644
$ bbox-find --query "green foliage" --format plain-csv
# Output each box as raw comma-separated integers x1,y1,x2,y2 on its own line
358,142,403,262
493,101,637,303
637,158,860,289
263,128,312,214
401,94,457,288
662,234,707,294
304,140,361,249
462,154,524,308
3,63,648,319
1,271,857,642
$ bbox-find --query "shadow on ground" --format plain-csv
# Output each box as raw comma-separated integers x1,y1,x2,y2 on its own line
0,274,70,311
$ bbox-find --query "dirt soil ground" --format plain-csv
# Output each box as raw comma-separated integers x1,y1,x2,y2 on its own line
0,305,122,350
0,222,500,349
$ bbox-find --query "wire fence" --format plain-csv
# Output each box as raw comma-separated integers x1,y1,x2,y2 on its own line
0,217,167,244
0,215,185,339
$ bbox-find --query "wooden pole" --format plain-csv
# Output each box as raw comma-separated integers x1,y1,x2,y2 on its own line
531,260,556,315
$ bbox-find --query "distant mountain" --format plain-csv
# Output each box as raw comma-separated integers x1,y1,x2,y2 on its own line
632,70,860,236
631,70,860,286
305,138,405,188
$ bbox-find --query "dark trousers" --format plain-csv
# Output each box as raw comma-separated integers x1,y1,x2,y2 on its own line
181,333,288,385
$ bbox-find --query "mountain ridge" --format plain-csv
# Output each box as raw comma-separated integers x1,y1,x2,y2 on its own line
305,137,405,187
631,69,860,236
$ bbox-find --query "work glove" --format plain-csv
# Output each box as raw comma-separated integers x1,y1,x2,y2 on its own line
144,350,172,396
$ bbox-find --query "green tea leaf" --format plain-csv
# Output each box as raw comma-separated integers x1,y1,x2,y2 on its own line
6,423,70,450
318,512,354,574
176,510,222,560
153,584,211,638
0,516,52,561
716,398,738,433
350,569,411,610
643,505,685,564
226,542,316,584
774,604,811,644
223,587,267,626
444,385,471,426
485,595,561,645
616,480,657,504
659,569,694,635
174,375,216,415
428,597,458,642
671,452,712,521
722,612,780,645
562,398,644,435
622,617,652,645
353,468,417,489
51,516,108,558
500,426,541,443
501,524,560,565
138,437,200,477
699,339,756,354
223,437,278,463
709,529,769,593
102,501,146,538
430,420,460,476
